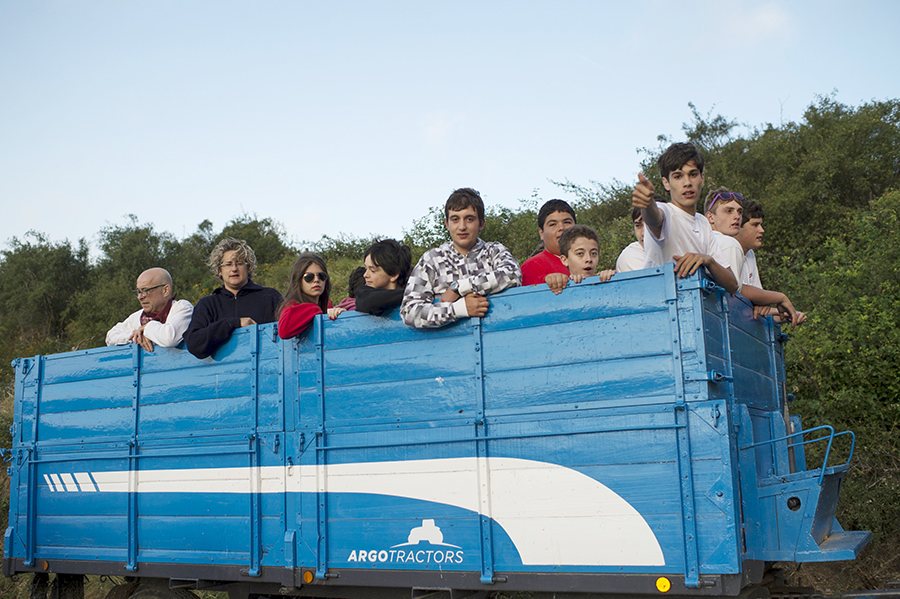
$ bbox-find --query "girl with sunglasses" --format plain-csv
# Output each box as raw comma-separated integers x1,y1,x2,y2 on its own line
277,252,345,339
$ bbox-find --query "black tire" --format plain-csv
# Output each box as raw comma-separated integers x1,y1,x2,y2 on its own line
49,574,85,599
30,573,50,599
104,582,141,599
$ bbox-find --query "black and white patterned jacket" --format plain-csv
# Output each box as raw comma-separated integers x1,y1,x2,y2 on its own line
400,239,521,328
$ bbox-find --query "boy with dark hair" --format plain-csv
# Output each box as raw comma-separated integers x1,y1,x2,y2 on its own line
401,187,521,328
444,187,486,222
736,199,766,288
734,199,806,328
355,239,413,316
631,142,738,295
615,207,646,272
540,225,615,295
521,199,577,289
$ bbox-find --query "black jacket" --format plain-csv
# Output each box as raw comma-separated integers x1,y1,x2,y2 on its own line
186,281,283,359
354,285,403,316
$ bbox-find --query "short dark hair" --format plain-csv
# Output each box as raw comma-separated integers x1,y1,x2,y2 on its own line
537,199,576,230
741,199,765,225
658,142,705,181
445,188,485,223
364,239,413,287
347,266,366,298
631,207,643,223
558,224,599,257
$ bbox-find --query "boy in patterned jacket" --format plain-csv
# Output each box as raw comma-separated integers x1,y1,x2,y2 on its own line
401,187,521,328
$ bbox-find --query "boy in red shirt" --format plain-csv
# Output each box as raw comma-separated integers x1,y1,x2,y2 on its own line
521,199,577,291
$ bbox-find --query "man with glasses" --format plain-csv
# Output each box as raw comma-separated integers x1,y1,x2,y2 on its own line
106,268,194,351
185,237,283,359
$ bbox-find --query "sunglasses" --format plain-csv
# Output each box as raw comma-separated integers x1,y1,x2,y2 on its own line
707,191,744,213
303,272,328,283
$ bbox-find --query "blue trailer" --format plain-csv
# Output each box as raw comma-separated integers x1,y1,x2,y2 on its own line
3,266,871,599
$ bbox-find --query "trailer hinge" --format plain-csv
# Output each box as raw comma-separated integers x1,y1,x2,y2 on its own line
684,370,733,383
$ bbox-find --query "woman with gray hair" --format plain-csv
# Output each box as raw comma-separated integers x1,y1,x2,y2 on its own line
185,237,283,359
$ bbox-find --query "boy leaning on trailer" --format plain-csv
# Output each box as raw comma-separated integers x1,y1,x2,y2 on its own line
703,188,803,329
733,198,806,328
541,225,616,295
631,142,738,294
400,187,521,328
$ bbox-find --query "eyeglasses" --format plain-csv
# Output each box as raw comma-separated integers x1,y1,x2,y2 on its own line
132,284,165,298
303,272,328,283
707,191,744,213
221,261,247,269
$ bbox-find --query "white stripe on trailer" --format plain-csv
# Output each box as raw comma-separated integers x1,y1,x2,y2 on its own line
73,472,97,492
59,473,79,492
82,457,664,567
43,474,57,492
50,473,64,492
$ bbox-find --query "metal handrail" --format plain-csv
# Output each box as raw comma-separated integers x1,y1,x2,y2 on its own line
741,424,856,485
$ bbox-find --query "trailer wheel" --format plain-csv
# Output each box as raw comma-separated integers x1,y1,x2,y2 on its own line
49,574,85,599
129,588,199,599
30,572,50,599
104,582,140,599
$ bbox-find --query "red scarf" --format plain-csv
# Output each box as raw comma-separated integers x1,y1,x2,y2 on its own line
140,298,173,326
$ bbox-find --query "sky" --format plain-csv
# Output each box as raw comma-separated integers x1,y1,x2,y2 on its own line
1,1,899,257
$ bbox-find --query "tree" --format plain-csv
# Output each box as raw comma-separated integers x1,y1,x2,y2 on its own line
219,214,291,266
0,233,91,390
69,217,179,346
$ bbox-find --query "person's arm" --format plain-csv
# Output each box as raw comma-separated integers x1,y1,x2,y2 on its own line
740,286,801,330
354,286,404,316
672,254,740,295
105,311,141,346
456,243,522,297
706,262,739,296
278,301,324,339
633,174,665,238
185,298,241,359
400,256,463,328
142,300,194,347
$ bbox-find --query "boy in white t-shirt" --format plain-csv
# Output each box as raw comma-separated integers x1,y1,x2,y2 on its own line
704,188,803,328
733,198,806,328
703,187,747,288
631,143,738,295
